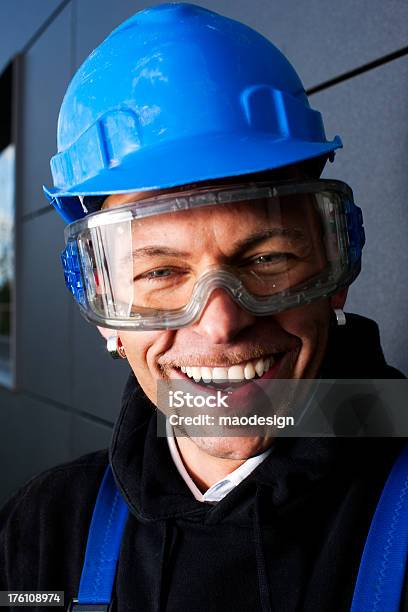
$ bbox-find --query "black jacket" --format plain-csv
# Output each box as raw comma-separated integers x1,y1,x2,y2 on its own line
0,313,406,612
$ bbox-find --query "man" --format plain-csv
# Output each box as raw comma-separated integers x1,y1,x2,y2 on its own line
0,4,406,611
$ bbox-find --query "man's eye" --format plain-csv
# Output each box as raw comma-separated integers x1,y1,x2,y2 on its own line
251,253,293,265
134,267,186,281
146,268,172,278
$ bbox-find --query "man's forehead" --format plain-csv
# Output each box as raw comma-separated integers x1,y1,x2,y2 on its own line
110,188,319,262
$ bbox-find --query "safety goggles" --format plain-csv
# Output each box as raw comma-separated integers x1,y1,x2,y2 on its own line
61,179,365,330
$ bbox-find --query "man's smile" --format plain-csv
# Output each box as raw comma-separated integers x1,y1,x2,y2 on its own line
177,353,287,383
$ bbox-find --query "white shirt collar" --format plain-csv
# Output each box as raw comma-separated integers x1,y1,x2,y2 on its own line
166,419,273,503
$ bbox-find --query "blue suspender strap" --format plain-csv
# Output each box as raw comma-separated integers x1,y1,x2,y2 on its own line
351,441,408,612
68,464,129,612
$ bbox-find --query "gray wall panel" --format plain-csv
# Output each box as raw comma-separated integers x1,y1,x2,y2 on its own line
231,0,408,89
20,2,72,216
0,388,71,506
71,414,112,459
72,310,129,422
74,0,408,89
19,211,72,403
74,0,156,66
0,0,64,73
315,55,408,375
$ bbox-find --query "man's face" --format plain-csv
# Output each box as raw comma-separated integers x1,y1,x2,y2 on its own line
102,175,342,460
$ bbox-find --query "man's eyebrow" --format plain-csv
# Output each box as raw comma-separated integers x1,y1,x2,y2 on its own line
123,229,306,261
125,246,192,260
231,228,307,255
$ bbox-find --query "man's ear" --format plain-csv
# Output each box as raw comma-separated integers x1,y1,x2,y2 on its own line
97,326,116,341
329,287,348,310
97,326,127,359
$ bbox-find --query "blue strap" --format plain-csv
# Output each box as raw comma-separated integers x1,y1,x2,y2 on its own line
351,442,408,612
77,464,129,606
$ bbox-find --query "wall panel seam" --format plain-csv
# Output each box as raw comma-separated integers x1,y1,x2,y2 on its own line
20,0,72,56
307,44,408,95
18,388,114,428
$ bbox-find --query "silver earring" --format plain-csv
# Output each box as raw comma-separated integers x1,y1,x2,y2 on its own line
333,308,346,326
106,336,127,359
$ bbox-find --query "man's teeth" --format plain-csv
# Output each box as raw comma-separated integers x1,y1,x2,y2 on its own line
180,356,276,383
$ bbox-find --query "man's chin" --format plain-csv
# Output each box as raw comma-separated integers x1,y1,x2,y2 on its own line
186,434,274,461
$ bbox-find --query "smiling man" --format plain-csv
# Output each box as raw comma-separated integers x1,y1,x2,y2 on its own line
0,4,406,612
99,173,342,473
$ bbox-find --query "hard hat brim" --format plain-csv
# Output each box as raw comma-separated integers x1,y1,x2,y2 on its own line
44,132,342,204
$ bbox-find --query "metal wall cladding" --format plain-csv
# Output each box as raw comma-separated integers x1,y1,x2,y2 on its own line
20,3,73,216
71,412,113,460
72,307,130,423
0,0,406,503
18,211,71,403
315,55,408,376
0,0,62,73
0,386,71,506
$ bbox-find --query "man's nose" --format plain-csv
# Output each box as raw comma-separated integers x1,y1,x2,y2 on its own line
192,288,256,344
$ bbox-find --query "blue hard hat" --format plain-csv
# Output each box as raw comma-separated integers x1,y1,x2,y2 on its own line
44,2,342,223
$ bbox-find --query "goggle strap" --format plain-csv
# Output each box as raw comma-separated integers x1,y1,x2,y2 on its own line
61,240,86,307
